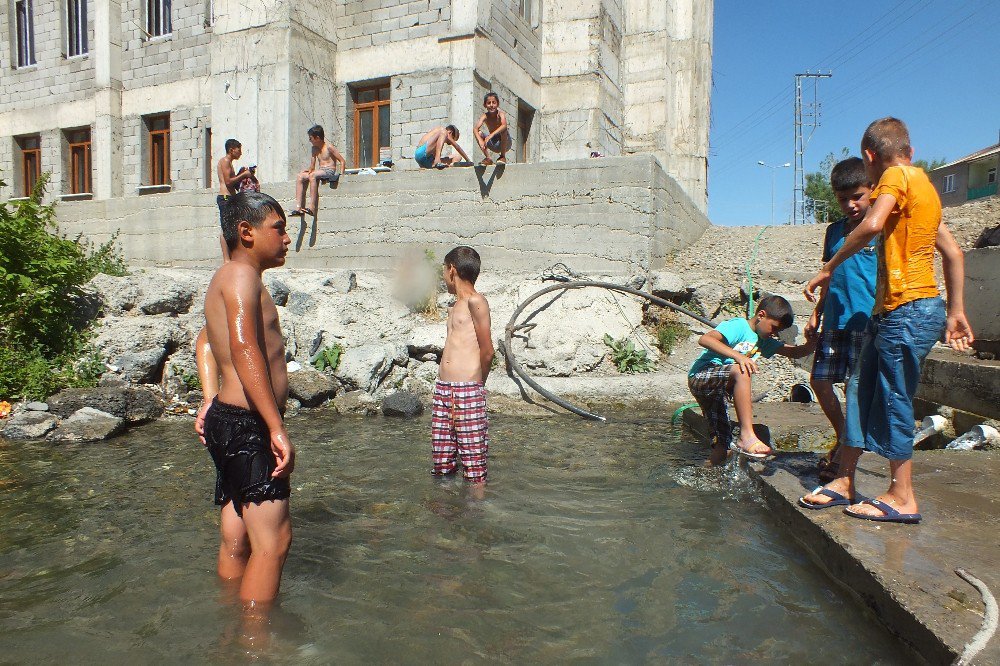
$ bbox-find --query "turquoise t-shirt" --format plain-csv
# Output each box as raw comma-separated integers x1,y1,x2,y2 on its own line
688,317,784,376
821,217,878,331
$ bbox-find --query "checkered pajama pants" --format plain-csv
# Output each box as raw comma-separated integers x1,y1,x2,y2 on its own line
431,380,489,482
687,365,735,449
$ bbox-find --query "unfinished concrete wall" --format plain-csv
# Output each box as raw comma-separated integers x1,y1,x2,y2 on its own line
54,156,708,273
965,246,1000,351
622,0,712,212
121,0,211,88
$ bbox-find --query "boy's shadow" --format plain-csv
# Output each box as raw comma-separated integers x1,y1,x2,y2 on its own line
294,214,319,251
474,163,505,198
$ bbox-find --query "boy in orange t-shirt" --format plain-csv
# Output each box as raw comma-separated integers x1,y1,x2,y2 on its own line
800,117,974,524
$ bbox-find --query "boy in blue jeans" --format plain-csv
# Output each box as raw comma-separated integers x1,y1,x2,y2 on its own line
804,157,878,482
688,295,815,465
802,117,974,523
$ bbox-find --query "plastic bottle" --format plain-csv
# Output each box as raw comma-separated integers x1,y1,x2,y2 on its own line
912,414,948,446
946,425,1000,451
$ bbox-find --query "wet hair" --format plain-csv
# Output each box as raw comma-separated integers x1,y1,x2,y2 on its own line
307,125,325,141
444,246,481,283
483,91,499,105
445,124,459,140
224,138,241,153
830,157,868,192
756,295,794,330
861,117,911,162
221,192,286,252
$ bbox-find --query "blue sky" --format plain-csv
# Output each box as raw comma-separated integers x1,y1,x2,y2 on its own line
708,0,1000,226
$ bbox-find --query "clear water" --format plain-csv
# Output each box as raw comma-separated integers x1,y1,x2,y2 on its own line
0,412,907,663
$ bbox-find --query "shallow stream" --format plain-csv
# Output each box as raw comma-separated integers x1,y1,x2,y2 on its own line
0,412,905,663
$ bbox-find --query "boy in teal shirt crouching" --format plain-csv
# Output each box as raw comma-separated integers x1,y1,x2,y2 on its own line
688,295,815,465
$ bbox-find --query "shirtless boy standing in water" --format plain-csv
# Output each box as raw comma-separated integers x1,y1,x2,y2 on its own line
432,246,495,484
199,191,294,606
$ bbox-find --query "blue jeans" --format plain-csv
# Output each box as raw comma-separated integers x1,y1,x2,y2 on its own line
844,297,946,460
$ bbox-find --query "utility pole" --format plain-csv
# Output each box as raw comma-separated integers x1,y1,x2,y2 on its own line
793,71,831,224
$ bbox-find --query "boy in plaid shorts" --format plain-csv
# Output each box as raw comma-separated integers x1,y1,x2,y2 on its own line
432,247,495,484
803,157,878,482
688,295,815,465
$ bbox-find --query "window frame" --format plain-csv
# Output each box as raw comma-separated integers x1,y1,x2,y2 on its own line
352,84,391,168
145,0,172,39
17,135,42,197
988,167,997,185
15,0,37,67
943,173,956,194
65,0,88,57
146,114,171,186
66,128,92,194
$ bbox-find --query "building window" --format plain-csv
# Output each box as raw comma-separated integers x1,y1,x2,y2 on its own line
989,168,997,185
65,0,88,56
146,0,172,38
203,127,212,188
520,0,540,27
17,135,41,197
15,0,36,67
516,104,534,163
352,83,390,168
66,128,92,194
145,114,170,185
943,174,955,194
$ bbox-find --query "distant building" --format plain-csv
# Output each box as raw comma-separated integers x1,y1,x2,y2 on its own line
929,142,999,207
0,0,714,210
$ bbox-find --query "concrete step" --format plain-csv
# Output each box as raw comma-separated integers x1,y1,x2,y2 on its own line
918,348,1000,421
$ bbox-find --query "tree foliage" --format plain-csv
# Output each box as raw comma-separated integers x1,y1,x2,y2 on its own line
0,175,126,400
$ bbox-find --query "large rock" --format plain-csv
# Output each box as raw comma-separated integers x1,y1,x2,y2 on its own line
322,270,357,294
88,269,202,317
648,271,687,299
381,391,424,418
88,273,142,315
48,386,164,423
48,407,124,442
287,368,339,407
333,390,377,415
406,324,444,359
112,348,170,384
264,275,290,306
1,411,59,440
336,343,408,392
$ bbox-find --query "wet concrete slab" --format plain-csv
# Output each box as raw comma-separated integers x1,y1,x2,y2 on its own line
684,406,999,665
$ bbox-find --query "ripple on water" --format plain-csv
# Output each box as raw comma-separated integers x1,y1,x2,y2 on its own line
0,413,907,663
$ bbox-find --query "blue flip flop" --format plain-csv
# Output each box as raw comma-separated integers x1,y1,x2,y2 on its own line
844,498,921,524
798,486,853,510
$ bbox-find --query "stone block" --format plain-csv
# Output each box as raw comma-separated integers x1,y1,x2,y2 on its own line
1,411,59,440
381,390,424,417
48,407,125,442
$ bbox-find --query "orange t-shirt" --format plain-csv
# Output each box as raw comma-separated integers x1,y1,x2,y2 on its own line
869,165,941,313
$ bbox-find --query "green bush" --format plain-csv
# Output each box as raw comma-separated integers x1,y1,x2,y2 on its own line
603,334,655,373
313,343,344,372
0,175,126,400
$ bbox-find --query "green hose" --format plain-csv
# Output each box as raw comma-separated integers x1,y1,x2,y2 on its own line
671,402,699,424
745,227,769,317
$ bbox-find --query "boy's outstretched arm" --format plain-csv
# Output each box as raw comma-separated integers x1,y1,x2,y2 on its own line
469,295,495,382
776,337,817,360
447,135,473,163
936,223,975,351
697,330,757,375
194,326,220,446
224,266,295,477
805,194,893,301
332,145,347,173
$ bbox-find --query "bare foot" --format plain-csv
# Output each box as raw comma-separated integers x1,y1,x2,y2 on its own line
497,155,507,163
480,158,493,166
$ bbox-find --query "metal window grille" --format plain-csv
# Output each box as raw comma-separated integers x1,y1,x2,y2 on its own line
146,0,172,37
66,0,88,56
15,0,36,67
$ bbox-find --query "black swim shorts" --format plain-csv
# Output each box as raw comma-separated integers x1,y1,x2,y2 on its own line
204,398,291,516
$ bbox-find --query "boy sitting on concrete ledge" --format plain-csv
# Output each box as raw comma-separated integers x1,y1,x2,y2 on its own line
291,125,346,217
688,295,815,465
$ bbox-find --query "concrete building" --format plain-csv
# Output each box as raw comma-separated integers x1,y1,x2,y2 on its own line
1,0,714,273
929,142,999,207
